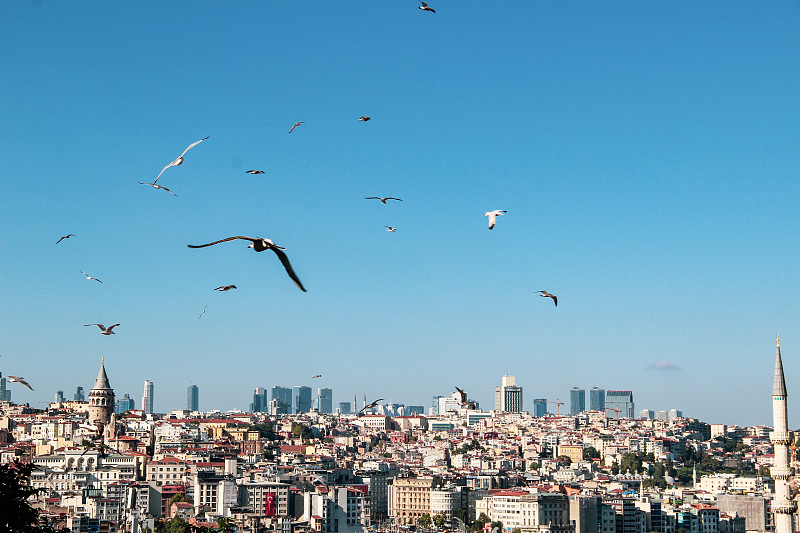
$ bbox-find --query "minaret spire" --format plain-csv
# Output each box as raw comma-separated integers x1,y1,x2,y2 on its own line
769,335,795,533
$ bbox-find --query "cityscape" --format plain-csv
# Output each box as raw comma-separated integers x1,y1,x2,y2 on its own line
0,341,796,533
2,1,799,533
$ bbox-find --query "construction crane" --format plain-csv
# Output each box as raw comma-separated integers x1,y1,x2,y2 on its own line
547,400,564,416
604,405,621,419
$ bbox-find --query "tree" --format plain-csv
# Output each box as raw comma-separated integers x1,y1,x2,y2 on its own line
216,517,235,532
583,446,600,460
473,512,490,531
0,460,66,533
491,520,503,532
433,513,447,528
250,422,279,440
419,514,432,527
169,493,188,507
159,517,191,533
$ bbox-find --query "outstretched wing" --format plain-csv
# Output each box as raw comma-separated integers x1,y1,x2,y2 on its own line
152,162,174,185
188,236,256,248
106,324,120,332
179,136,209,158
270,247,307,292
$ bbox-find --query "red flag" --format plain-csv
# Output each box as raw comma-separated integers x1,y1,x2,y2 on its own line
265,492,275,516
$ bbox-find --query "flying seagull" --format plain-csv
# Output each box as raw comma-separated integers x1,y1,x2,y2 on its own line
152,136,209,184
246,170,265,174
484,210,507,230
385,226,397,232
538,290,558,307
359,398,384,414
365,197,403,204
199,306,207,319
289,121,304,133
84,323,120,335
419,1,436,12
139,182,178,196
215,285,237,291
312,374,322,379
56,234,75,244
456,387,477,409
6,376,34,391
188,236,307,292
358,116,371,122
80,271,103,283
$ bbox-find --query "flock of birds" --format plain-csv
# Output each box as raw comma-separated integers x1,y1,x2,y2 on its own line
2,0,566,406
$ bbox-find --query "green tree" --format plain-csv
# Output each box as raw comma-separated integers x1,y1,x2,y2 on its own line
159,517,191,533
169,493,188,507
419,514,432,527
0,460,68,533
473,513,490,531
491,520,503,532
250,422,279,440
216,517,235,532
583,446,600,460
433,513,447,528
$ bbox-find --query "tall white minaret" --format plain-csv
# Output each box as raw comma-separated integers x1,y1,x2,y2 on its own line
769,336,796,533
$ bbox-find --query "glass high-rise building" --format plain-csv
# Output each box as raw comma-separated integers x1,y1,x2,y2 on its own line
570,387,585,415
187,384,199,411
533,398,547,417
294,385,312,413
116,393,135,414
142,380,154,414
0,376,7,402
338,401,351,414
431,395,443,415
589,387,605,411
606,390,634,418
55,390,65,403
74,386,85,401
318,388,333,414
495,375,523,413
252,387,267,412
271,386,292,412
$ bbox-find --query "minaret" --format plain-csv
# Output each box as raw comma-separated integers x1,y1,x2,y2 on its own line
88,358,115,434
769,336,796,533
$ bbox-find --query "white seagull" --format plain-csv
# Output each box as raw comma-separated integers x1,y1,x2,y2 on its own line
139,182,178,196
152,136,209,184
84,323,120,335
484,210,507,230
6,376,34,391
385,226,397,232
80,271,103,283
188,236,307,292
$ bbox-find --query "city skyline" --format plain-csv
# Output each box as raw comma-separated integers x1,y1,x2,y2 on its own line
1,2,799,427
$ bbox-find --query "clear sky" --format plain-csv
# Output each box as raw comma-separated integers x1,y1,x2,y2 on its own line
1,1,798,427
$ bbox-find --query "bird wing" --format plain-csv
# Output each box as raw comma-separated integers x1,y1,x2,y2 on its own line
92,277,103,283
84,324,105,330
270,247,307,292
57,235,69,243
152,162,174,185
289,124,298,133
385,197,403,202
178,136,209,158
365,197,381,200
106,324,120,332
20,379,33,391
187,236,257,248
552,295,558,307
157,185,177,196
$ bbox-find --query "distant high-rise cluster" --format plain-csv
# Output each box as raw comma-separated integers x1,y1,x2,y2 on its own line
589,387,605,411
142,380,154,414
187,384,199,411
317,388,333,414
252,387,268,413
0,376,10,402
74,386,85,401
495,375,523,413
338,401,352,414
533,398,547,417
271,386,292,414
294,386,311,413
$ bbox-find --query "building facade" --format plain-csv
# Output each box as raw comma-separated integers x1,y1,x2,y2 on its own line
605,390,634,418
570,387,586,415
590,387,605,411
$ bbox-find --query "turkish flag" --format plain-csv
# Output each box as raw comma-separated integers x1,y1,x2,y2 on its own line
265,492,275,516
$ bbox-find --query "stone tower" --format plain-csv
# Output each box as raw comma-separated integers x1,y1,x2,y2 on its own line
769,337,796,533
88,358,115,434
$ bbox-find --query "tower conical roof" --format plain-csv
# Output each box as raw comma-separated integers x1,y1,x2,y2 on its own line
773,337,787,397
93,359,111,390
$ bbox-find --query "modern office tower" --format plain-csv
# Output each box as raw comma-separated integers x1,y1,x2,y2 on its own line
431,395,443,415
495,375,523,412
640,409,654,419
293,385,312,413
338,401,351,414
0,375,8,402
271,386,292,412
74,386,85,401
589,387,605,411
318,388,333,414
605,390,634,418
142,380,154,414
668,409,683,421
533,399,547,417
269,397,290,415
406,405,425,415
116,393,135,414
187,384,199,411
55,390,65,403
656,410,668,421
570,387,586,415
252,387,267,413
770,337,795,533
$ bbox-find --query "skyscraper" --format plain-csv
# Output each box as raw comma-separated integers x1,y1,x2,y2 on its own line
55,390,65,403
318,388,333,414
142,380,154,414
589,387,605,411
294,385,312,413
0,375,8,402
187,384,199,411
533,399,547,417
495,375,523,413
252,387,267,412
116,393,134,414
74,386,85,401
570,387,585,415
605,390,634,418
770,337,795,533
431,395,443,415
271,386,292,412
338,401,351,414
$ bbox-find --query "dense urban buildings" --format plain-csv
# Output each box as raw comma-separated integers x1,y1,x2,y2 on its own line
2,342,796,533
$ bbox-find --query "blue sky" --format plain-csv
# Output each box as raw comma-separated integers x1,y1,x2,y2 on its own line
1,1,798,427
